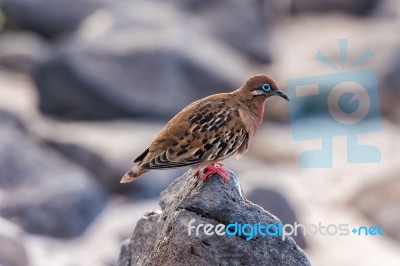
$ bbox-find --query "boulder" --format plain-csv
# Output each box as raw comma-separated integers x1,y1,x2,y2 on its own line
0,110,107,238
32,1,253,120
117,170,310,265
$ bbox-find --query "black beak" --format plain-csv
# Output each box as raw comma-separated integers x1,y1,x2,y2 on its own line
275,89,290,102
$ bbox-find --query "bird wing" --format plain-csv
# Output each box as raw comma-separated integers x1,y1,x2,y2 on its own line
138,96,249,170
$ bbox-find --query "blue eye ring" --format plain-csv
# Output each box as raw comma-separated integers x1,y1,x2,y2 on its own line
262,83,271,92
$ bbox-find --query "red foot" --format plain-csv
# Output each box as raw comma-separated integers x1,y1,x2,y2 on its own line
196,162,230,182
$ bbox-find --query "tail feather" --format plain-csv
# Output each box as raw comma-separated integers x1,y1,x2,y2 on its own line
120,166,148,183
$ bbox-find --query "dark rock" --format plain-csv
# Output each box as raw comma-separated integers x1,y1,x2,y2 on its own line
1,0,105,38
352,174,400,241
291,0,380,15
33,1,252,120
246,188,307,249
118,171,310,265
0,109,107,238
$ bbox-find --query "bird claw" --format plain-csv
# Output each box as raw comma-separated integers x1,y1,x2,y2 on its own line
196,162,230,182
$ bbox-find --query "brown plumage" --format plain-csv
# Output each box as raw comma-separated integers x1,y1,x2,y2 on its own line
121,74,289,183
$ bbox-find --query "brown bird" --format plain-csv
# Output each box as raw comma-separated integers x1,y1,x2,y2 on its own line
121,74,289,183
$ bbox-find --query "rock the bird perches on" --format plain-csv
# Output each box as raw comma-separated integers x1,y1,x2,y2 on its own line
117,171,310,266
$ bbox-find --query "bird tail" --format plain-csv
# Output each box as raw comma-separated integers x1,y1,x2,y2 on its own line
120,166,148,183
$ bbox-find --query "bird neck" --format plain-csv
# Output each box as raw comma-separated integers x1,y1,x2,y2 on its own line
240,97,266,137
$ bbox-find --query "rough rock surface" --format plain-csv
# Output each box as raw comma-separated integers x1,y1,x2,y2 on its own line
118,171,310,266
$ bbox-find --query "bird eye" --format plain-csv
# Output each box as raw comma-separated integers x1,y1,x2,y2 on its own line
261,83,271,92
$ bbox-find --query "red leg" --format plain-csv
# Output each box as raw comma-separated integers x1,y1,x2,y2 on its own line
198,162,230,181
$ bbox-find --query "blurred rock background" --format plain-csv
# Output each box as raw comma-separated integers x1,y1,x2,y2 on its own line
0,0,399,265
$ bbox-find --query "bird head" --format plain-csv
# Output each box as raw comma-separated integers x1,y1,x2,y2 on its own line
236,74,289,102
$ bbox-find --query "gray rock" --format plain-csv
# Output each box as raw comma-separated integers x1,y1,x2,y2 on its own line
246,188,307,249
33,1,253,120
117,238,132,266
0,109,107,238
118,171,310,265
1,0,106,38
291,0,380,15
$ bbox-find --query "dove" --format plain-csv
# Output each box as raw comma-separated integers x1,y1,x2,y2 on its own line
121,74,289,183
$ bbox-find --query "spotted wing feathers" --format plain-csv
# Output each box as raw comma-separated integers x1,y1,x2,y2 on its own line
138,98,248,170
